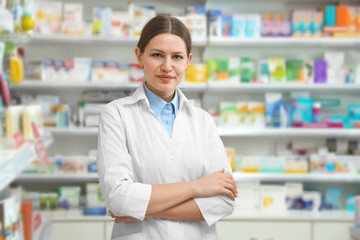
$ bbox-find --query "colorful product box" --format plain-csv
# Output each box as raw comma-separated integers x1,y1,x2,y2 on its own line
92,7,112,36
248,102,265,128
220,102,238,127
286,60,304,82
217,58,229,81
62,3,83,35
240,58,256,83
232,14,245,38
261,185,286,211
245,14,261,38
207,10,222,37
222,14,232,37
268,58,286,83
314,60,327,84
35,1,62,34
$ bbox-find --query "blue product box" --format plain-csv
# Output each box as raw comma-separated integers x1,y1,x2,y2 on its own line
348,105,360,119
325,6,336,26
325,188,341,210
84,206,107,216
232,14,245,37
283,102,293,128
292,98,313,123
265,99,282,128
88,159,97,173
186,6,205,14
207,10,222,37
348,196,355,212
222,14,232,37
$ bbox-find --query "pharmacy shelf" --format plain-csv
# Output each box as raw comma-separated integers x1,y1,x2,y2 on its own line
46,127,360,137
45,127,98,136
38,208,353,222
11,80,207,92
207,82,360,93
31,35,360,47
0,33,32,44
208,37,360,47
13,81,360,93
233,172,360,183
218,128,360,137
40,209,112,222
0,133,53,192
225,209,353,222
16,173,99,182
30,34,207,46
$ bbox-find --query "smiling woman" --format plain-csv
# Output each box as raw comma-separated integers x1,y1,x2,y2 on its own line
97,15,236,240
135,33,192,102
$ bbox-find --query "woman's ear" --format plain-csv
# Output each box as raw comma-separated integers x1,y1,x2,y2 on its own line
135,47,143,67
186,53,193,67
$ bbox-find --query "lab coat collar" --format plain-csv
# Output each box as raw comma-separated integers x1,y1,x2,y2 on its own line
124,83,195,115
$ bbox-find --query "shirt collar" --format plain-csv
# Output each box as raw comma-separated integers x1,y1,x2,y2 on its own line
124,82,194,116
143,82,179,116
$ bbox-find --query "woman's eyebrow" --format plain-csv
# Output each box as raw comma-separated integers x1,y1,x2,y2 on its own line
150,48,185,55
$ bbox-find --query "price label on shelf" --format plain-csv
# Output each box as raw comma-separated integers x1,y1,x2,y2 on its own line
31,122,49,167
12,131,24,149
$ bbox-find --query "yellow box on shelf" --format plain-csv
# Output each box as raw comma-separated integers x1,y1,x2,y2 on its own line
185,64,207,83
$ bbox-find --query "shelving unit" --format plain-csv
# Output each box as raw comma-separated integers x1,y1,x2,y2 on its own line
232,172,360,183
30,34,207,46
17,173,98,182
10,80,207,92
15,172,360,183
218,128,360,137
43,127,360,138
208,37,360,47
39,208,353,222
0,33,32,44
0,133,53,191
12,80,360,93
8,0,358,239
207,82,360,93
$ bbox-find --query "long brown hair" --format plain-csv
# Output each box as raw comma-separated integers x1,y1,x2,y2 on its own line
137,15,192,57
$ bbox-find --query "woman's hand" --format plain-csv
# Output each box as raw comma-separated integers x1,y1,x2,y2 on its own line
109,211,139,223
193,169,237,200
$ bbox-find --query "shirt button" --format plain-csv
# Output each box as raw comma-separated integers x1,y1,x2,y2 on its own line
165,120,169,124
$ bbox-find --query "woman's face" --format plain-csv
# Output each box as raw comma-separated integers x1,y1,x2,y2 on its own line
135,33,192,102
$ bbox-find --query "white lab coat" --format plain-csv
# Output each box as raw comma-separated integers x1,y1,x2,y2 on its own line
97,84,234,240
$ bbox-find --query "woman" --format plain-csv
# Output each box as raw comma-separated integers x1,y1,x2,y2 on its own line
97,15,237,240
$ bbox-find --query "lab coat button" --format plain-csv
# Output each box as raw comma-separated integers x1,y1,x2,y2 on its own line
170,154,175,160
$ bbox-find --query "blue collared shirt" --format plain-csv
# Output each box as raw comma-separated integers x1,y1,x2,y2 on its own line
144,82,179,138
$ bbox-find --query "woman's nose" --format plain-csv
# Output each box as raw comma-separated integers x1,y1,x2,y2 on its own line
160,57,172,72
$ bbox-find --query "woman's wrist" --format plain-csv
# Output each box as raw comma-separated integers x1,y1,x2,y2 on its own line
188,180,198,198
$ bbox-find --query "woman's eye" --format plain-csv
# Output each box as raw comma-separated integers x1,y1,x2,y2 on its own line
173,55,183,60
152,53,162,58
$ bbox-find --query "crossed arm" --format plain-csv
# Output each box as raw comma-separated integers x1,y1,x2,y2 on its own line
111,169,237,223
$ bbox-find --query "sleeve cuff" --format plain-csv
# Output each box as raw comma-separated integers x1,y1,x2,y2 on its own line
110,183,152,221
194,195,234,226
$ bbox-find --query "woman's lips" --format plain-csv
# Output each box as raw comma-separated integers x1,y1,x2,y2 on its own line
157,75,175,82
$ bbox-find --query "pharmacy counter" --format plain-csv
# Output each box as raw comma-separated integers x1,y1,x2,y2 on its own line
40,208,354,240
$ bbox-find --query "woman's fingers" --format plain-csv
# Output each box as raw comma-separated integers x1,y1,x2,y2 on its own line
223,189,235,200
109,211,116,218
224,182,237,198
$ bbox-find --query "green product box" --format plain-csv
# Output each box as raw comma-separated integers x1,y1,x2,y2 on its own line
240,57,256,83
206,59,217,81
258,156,285,173
286,60,304,82
217,58,229,73
229,57,240,82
